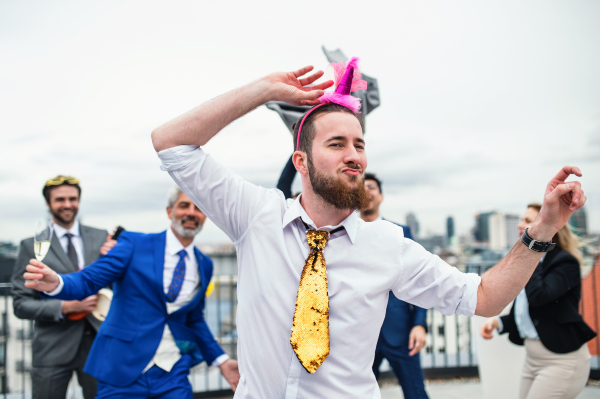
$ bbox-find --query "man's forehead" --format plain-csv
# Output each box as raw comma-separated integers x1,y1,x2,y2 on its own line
313,112,363,141
51,185,78,198
175,191,192,204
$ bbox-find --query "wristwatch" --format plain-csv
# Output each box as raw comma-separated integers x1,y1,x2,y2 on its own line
520,227,556,252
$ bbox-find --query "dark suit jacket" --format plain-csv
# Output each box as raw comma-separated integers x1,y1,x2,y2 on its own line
378,222,428,347
11,224,107,367
499,248,597,354
42,231,225,387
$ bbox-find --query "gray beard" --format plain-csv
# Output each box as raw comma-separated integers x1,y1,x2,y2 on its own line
171,215,203,237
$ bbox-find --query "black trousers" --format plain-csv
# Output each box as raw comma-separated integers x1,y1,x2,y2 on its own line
31,329,97,399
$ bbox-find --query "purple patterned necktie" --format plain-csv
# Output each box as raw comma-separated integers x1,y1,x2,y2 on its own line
166,249,186,303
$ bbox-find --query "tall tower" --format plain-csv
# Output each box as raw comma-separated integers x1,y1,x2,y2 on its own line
474,212,494,242
406,212,420,238
446,216,455,241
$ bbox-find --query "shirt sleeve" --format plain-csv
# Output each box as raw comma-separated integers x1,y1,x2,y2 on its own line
393,238,481,317
212,353,230,367
157,145,277,243
43,275,65,296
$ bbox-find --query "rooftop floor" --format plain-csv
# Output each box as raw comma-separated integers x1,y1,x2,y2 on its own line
380,379,600,399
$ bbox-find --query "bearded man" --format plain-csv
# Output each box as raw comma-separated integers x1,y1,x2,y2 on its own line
28,64,586,398
12,175,112,399
21,185,239,398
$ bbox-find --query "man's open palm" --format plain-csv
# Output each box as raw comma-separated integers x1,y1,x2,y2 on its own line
266,66,333,106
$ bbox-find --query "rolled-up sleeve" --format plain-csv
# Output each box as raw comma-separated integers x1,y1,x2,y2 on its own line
157,145,271,243
393,239,481,316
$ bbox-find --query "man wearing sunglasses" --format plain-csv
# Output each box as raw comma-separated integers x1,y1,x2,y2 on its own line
11,175,112,399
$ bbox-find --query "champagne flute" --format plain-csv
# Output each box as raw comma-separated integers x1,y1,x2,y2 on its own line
33,221,53,282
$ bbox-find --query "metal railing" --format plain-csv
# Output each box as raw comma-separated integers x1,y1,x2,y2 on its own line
0,258,598,397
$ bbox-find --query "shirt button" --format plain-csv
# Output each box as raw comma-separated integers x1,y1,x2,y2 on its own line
533,320,539,326
289,379,297,385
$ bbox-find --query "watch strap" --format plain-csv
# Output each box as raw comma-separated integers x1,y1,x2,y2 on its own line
520,227,556,252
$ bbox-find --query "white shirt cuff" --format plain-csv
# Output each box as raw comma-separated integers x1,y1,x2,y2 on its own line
212,354,230,367
44,275,64,296
455,273,482,317
157,145,204,172
497,317,503,333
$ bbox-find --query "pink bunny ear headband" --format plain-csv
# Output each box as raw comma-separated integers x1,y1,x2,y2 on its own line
296,57,368,151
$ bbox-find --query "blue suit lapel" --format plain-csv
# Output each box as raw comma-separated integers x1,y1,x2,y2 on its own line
153,231,168,307
195,248,209,295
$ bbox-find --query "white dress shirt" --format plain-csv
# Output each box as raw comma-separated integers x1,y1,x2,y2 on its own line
158,145,481,399
143,227,201,372
53,221,84,269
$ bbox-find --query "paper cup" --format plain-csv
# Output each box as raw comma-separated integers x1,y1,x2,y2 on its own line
92,288,113,322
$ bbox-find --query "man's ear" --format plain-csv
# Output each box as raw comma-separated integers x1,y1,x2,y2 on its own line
166,206,173,220
292,151,309,176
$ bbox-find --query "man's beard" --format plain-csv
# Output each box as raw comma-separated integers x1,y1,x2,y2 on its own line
307,157,370,211
50,206,78,225
172,215,203,237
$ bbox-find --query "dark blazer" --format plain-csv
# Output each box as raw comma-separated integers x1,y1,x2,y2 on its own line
378,222,428,347
499,248,597,354
42,231,225,387
11,224,107,367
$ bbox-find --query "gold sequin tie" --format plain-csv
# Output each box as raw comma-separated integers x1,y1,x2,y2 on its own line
291,229,332,373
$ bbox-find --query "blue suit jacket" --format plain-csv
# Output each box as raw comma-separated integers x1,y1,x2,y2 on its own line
379,221,428,347
44,231,224,387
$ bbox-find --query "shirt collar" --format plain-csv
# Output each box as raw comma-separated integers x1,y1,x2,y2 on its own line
53,220,80,238
282,195,359,244
166,227,195,258
374,215,383,222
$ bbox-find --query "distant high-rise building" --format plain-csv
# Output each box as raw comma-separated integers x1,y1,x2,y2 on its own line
417,235,446,254
474,212,494,242
489,213,520,249
446,216,455,241
568,206,588,236
406,212,420,238
505,215,520,246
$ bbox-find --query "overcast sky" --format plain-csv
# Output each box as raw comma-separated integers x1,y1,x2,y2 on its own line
1,0,599,245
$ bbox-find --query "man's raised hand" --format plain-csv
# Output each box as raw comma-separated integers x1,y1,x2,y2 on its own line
265,66,334,106
535,166,585,236
23,259,60,292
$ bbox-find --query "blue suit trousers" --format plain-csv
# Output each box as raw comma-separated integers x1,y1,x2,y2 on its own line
373,340,429,399
96,355,193,399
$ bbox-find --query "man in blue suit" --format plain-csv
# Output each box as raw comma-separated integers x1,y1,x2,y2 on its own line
23,186,239,398
362,173,429,399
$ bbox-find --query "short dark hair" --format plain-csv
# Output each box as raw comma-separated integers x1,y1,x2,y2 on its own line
291,103,365,156
43,180,81,204
364,173,382,193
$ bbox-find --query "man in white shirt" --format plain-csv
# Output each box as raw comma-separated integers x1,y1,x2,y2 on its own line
145,64,585,398
11,176,112,399
23,185,239,398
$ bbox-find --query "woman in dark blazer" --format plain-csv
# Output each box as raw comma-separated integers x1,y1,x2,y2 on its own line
481,203,597,399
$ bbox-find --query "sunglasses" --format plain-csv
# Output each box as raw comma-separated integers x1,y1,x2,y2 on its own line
45,176,80,187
